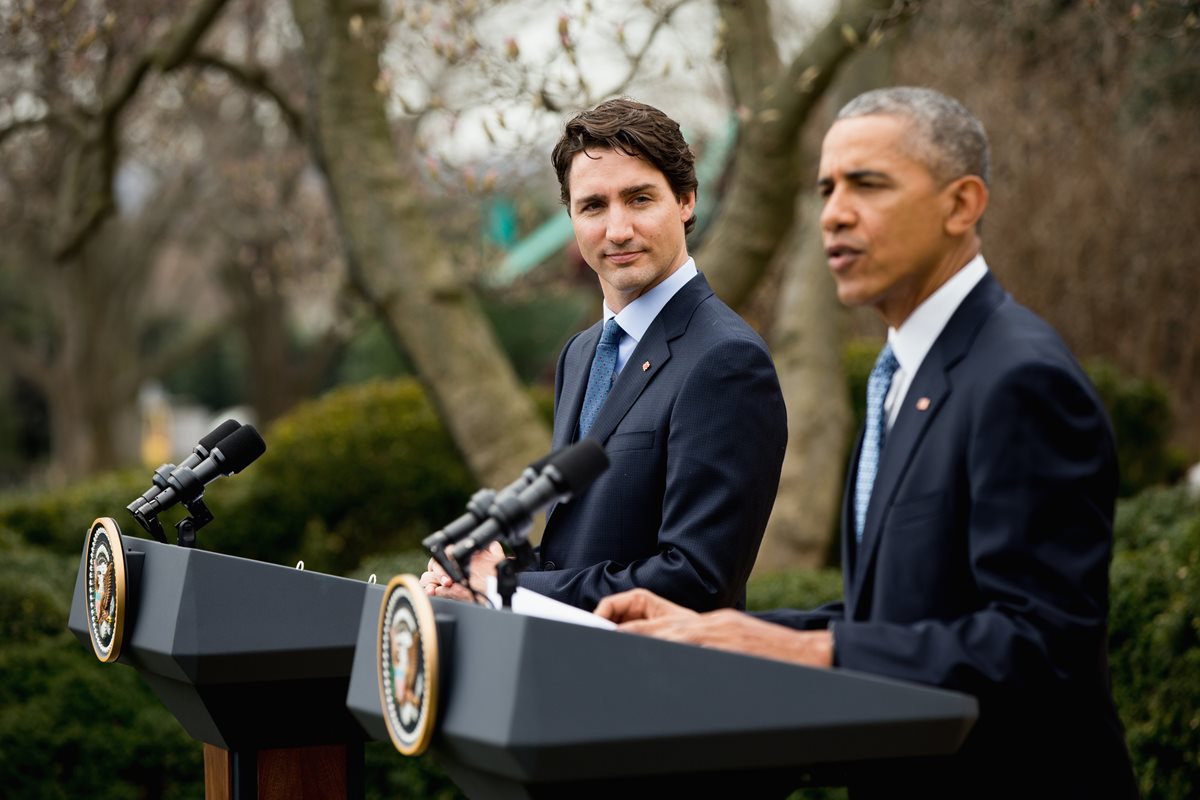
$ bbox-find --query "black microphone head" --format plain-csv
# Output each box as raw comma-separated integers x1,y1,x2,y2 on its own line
212,425,266,474
548,439,609,493
198,419,242,452
528,452,554,473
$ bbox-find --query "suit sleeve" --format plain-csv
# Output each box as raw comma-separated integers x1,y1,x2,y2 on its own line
831,360,1118,695
518,336,788,611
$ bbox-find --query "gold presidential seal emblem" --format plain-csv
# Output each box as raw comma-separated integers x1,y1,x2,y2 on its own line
84,517,128,663
378,574,439,756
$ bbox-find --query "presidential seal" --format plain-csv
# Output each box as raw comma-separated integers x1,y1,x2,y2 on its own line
378,574,439,756
84,517,127,663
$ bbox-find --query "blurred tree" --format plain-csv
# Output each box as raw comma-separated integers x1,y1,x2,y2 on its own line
286,0,553,491
0,0,355,480
0,1,232,479
280,0,911,541
698,0,910,571
889,0,1200,453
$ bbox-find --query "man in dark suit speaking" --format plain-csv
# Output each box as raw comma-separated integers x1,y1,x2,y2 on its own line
596,88,1138,797
422,98,788,612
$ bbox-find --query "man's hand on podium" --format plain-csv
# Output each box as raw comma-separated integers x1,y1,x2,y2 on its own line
419,542,505,602
595,588,834,669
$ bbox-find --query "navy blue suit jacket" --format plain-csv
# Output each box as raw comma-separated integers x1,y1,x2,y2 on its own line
760,273,1136,797
518,273,788,612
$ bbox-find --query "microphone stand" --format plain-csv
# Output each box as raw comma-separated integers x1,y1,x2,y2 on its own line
174,496,214,548
494,540,536,610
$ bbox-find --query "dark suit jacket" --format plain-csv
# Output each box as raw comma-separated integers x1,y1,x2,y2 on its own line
517,273,787,612
760,273,1137,797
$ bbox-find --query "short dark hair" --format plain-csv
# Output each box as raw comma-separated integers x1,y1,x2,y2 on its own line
837,86,990,187
551,98,698,234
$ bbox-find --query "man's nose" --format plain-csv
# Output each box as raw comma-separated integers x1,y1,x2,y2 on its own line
606,207,633,242
820,186,854,233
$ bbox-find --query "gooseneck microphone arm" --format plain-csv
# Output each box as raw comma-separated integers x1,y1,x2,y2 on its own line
438,439,609,606
124,419,243,540
129,425,267,548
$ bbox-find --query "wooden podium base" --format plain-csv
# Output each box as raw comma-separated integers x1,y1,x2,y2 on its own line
204,743,363,800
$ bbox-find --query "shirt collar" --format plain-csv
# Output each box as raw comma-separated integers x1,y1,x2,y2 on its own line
603,258,698,343
887,254,989,377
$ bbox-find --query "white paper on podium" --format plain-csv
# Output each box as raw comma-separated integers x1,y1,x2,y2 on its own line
485,577,616,630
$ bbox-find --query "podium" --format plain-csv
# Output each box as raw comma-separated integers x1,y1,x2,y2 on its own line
70,528,978,799
347,586,979,799
68,531,371,799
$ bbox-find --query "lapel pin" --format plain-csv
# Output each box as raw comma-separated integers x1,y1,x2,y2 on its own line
642,360,651,372
916,397,931,411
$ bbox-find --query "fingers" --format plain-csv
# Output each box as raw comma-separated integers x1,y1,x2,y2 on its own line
419,569,456,595
594,588,688,623
620,616,705,643
431,582,475,602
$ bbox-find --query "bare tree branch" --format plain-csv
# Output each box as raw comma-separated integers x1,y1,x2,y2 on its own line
54,0,232,261
188,51,305,137
0,113,70,146
699,0,914,308
610,0,696,99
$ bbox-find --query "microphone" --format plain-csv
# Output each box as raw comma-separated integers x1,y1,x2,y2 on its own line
422,452,555,553
126,419,242,514
133,425,266,521
448,439,608,568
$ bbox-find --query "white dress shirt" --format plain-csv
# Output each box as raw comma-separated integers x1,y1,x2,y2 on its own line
884,254,989,430
602,258,698,375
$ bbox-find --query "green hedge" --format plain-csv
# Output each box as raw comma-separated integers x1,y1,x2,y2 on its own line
0,530,201,800
200,379,475,574
1110,485,1200,799
0,379,476,577
1087,360,1190,496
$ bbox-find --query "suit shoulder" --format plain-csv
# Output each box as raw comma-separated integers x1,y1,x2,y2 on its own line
973,297,1087,376
963,298,1108,420
686,294,771,350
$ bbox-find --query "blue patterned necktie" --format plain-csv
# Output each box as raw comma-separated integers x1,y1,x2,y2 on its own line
578,318,622,438
855,342,900,543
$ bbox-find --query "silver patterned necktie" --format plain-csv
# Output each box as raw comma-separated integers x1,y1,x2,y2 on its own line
578,319,622,438
855,342,900,543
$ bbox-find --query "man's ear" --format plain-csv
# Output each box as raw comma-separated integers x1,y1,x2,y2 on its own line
679,190,697,223
944,175,988,236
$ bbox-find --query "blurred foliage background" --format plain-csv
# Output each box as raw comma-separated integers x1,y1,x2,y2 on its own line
1,0,1198,796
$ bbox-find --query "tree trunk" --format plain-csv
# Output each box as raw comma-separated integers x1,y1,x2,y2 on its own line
700,0,899,310
753,37,896,573
288,0,550,491
753,195,852,572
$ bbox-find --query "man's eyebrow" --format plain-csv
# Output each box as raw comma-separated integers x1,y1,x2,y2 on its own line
817,169,892,191
847,169,891,181
619,183,657,199
572,192,605,208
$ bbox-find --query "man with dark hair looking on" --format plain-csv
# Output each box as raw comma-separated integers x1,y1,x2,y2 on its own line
422,98,788,612
596,87,1138,797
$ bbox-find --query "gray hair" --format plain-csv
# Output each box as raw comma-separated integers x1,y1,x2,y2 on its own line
837,87,990,186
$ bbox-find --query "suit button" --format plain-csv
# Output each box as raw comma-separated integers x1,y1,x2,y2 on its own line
543,561,557,570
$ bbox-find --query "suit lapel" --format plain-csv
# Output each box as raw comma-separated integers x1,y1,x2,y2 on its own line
585,274,712,445
553,324,602,449
849,273,1008,611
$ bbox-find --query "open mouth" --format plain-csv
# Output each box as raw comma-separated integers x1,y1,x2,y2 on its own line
825,243,862,271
